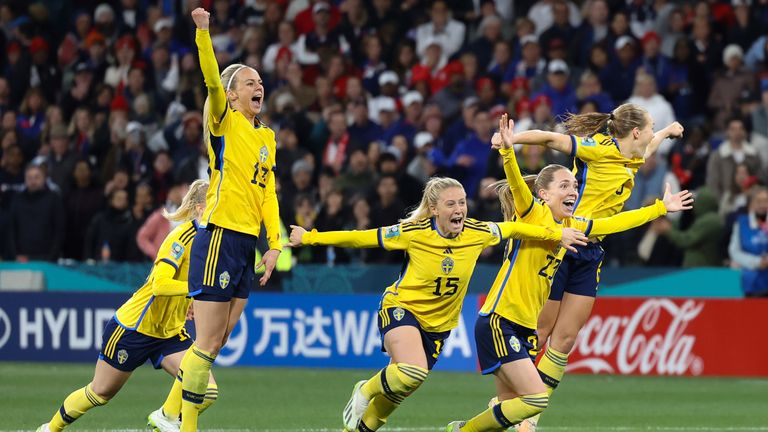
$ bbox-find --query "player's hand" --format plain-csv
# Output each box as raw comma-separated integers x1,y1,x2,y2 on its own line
288,224,307,247
186,303,194,321
498,113,515,149
257,249,281,286
560,228,588,253
664,122,684,139
491,132,503,149
191,7,210,30
662,183,694,213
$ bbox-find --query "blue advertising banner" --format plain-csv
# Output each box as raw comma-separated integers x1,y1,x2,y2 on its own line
0,293,480,371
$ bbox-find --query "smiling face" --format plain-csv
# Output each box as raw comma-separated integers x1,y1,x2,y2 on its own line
538,167,579,221
431,186,467,236
228,67,264,118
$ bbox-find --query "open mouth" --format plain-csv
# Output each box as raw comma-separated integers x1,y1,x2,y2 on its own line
563,199,575,213
449,215,464,230
251,94,263,104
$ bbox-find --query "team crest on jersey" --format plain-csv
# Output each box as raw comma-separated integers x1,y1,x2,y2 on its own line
384,224,400,238
441,257,454,274
259,145,269,163
219,271,231,289
509,336,521,353
170,242,184,260
582,137,596,147
117,349,129,364
393,307,405,321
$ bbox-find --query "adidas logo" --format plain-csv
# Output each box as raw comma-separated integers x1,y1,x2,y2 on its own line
443,247,453,255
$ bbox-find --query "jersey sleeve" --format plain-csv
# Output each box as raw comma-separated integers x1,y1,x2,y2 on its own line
151,227,191,296
572,135,614,162
496,221,562,242
499,147,536,218
262,136,282,251
588,199,667,237
154,230,187,272
196,29,231,136
303,228,384,248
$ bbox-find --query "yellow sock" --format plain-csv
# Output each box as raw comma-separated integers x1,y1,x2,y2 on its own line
460,393,548,432
537,346,569,395
360,363,428,403
48,384,108,431
161,372,184,420
358,395,400,431
199,382,218,414
179,345,216,432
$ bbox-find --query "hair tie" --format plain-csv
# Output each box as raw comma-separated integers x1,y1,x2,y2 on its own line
225,65,248,92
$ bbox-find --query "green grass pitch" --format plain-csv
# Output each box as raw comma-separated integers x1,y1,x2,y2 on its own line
2,362,767,431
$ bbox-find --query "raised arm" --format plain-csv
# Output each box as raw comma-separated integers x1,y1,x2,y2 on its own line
193,8,227,121
644,122,684,159
289,225,381,248
589,184,693,237
497,114,536,217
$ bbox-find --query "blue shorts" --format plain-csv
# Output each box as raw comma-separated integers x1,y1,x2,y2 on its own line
475,313,539,375
188,225,258,302
378,307,450,370
98,318,192,372
549,242,605,301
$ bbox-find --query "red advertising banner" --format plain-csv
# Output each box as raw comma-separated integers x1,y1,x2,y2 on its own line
566,298,768,377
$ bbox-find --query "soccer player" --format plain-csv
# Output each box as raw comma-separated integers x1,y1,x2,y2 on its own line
177,8,282,432
36,181,215,432
288,176,589,432
497,105,683,431
444,115,692,432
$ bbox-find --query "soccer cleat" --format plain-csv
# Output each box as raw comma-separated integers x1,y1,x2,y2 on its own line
446,420,466,431
35,424,50,432
342,380,369,431
147,408,181,432
515,418,537,432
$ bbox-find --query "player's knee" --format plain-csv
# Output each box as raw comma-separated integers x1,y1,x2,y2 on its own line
87,382,114,403
393,363,428,394
551,330,578,353
194,340,223,357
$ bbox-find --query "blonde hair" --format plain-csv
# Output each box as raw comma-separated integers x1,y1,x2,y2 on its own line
489,176,537,221
163,179,209,222
401,177,464,223
562,102,648,138
202,63,252,144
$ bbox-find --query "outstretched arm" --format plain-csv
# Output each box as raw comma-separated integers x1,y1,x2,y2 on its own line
497,221,588,253
289,225,381,248
492,128,572,154
644,122,684,159
589,184,693,237
497,114,537,217
193,8,227,121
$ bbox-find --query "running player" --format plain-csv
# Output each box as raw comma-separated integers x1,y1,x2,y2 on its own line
37,181,213,432
445,115,692,432
177,8,282,432
495,104,683,431
288,177,589,432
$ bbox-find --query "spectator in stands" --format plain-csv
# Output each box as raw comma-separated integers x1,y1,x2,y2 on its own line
46,125,77,192
347,99,382,149
706,117,763,198
131,182,155,226
627,73,676,154
488,40,515,84
651,187,723,268
719,162,759,219
6,164,64,261
433,61,473,123
63,160,103,260
639,32,671,94
528,0,581,37
313,188,350,264
136,182,188,259
729,186,768,297
603,36,640,103
575,71,614,113
84,188,136,262
533,59,577,118
466,14,502,72
378,150,422,208
570,0,609,67
295,2,349,68
415,0,466,59
688,18,722,119
539,0,576,62
752,82,768,139
0,145,24,194
448,109,493,200
336,148,374,200
263,21,299,75
104,35,136,89
659,8,686,58
708,44,756,132
669,123,711,191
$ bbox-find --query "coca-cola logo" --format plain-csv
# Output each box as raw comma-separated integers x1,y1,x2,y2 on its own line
568,299,704,376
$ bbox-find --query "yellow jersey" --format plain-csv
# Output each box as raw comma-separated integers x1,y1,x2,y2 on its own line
569,133,645,220
481,148,667,328
196,29,281,250
115,221,198,339
302,218,562,332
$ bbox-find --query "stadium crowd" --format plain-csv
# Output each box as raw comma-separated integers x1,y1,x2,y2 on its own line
1,0,768,275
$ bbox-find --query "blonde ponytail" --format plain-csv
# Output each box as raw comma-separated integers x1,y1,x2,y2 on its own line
164,179,209,222
401,177,464,223
202,63,252,144
489,176,537,221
